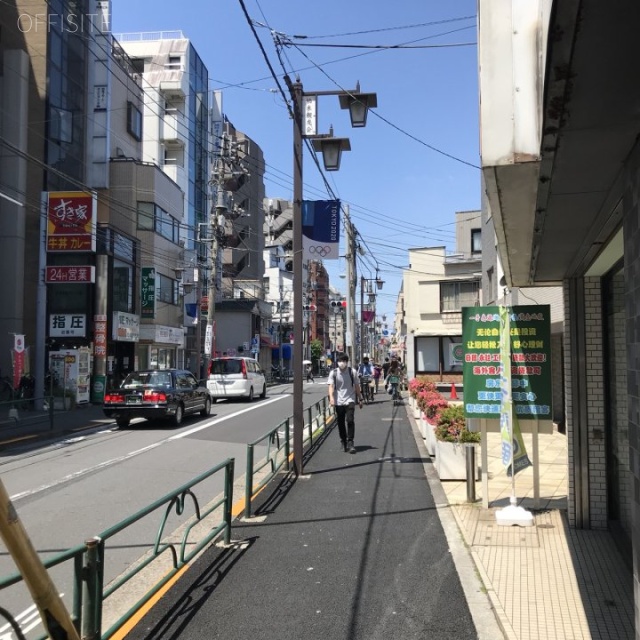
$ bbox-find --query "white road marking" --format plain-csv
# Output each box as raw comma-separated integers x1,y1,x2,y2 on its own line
0,595,63,638
10,396,288,502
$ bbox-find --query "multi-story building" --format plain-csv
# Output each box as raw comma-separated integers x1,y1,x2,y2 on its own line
401,210,482,382
116,31,211,372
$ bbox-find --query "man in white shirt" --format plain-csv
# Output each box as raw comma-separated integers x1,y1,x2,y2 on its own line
328,353,363,454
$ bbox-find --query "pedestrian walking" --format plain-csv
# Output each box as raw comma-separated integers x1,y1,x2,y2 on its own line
305,363,314,383
382,357,391,391
328,353,363,454
373,362,382,394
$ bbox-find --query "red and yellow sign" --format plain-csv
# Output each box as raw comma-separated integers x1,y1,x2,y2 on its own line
47,191,96,252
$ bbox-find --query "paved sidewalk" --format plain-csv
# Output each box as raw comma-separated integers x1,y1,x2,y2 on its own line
414,411,636,640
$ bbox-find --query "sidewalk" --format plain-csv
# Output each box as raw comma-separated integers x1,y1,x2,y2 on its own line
417,414,636,640
122,393,635,640
0,402,112,450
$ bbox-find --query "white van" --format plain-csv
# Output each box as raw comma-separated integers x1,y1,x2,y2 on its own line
206,357,267,402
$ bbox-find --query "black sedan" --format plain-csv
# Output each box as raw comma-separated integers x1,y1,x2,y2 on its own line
103,369,212,428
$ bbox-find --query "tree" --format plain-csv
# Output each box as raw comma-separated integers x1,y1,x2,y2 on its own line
310,339,323,361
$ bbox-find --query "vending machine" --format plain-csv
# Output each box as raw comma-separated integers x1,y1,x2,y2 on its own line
48,347,91,406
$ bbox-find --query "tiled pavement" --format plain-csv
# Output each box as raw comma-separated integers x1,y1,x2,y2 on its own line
417,415,636,640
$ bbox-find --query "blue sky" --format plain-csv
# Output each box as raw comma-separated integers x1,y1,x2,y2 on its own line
112,0,481,323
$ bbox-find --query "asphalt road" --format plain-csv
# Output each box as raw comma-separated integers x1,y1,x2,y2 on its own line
0,381,329,639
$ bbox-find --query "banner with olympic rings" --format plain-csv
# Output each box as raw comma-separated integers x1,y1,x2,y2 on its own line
302,200,340,261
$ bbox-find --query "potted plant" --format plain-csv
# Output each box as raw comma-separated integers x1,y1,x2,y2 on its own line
434,405,480,480
415,390,448,452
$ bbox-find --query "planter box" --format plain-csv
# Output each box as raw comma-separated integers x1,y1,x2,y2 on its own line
435,441,479,480
424,416,438,456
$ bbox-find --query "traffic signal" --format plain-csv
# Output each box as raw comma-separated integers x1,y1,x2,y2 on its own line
330,300,347,309
303,304,317,312
285,260,293,272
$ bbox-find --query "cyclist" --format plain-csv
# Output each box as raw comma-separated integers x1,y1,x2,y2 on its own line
357,355,374,404
384,358,404,404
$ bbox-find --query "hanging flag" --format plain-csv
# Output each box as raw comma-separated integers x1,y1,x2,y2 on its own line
13,335,25,390
302,200,340,261
499,306,513,469
499,306,531,476
507,411,532,477
361,310,375,323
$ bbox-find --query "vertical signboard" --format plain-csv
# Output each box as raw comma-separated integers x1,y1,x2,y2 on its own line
302,200,340,261
141,267,156,319
462,305,552,419
46,191,96,252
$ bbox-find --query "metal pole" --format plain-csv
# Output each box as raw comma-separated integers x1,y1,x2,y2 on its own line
344,205,356,364
279,285,284,378
465,444,477,503
291,78,305,475
359,276,365,363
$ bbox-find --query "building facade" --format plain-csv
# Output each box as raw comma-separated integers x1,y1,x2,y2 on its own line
478,1,640,633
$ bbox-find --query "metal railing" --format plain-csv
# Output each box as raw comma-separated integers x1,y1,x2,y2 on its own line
0,458,235,640
0,396,54,432
244,397,333,517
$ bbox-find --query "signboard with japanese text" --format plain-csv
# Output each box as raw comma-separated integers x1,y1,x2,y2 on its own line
49,314,87,337
94,314,107,358
45,266,95,284
47,191,96,252
141,267,156,318
112,311,139,342
462,305,552,419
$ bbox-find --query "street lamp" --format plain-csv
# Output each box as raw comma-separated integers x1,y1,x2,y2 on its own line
286,75,377,475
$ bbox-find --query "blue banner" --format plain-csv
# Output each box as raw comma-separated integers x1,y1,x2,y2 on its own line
302,200,340,261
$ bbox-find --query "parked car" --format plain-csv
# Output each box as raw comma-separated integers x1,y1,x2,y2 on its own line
206,356,267,402
103,368,212,428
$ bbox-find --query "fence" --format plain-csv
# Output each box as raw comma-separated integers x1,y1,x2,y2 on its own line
0,458,235,640
244,397,334,517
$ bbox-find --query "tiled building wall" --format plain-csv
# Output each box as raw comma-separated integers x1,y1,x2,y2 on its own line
584,277,607,529
563,279,608,530
622,140,640,638
563,282,575,526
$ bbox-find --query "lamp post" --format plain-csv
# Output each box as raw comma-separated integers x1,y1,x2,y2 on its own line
286,77,377,475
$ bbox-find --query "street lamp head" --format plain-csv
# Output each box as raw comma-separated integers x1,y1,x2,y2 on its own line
339,84,378,128
376,278,384,290
312,135,351,171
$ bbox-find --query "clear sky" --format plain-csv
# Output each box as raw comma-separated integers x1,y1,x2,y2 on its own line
112,0,481,324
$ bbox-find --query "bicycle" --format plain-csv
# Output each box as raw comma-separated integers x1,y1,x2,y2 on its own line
388,375,401,406
359,375,372,404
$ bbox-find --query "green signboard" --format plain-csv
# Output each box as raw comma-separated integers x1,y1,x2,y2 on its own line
462,305,552,419
141,267,155,319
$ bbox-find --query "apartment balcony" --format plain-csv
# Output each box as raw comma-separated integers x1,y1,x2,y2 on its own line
161,110,187,146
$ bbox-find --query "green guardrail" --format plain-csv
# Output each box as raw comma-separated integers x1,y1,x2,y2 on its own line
0,457,235,640
244,397,334,518
0,396,55,432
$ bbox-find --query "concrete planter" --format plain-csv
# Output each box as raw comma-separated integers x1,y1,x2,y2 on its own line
435,441,479,480
424,416,438,456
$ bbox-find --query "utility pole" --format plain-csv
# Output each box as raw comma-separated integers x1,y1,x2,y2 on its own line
204,131,248,366
344,205,357,364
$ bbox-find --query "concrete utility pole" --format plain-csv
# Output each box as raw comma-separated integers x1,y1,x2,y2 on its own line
344,205,357,364
203,132,248,365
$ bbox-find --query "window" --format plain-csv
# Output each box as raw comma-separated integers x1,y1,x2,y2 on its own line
471,228,482,254
50,107,73,143
137,202,154,230
137,202,179,243
440,281,479,312
157,273,178,305
166,56,182,68
127,101,142,141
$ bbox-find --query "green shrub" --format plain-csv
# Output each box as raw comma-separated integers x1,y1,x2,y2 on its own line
434,405,480,443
